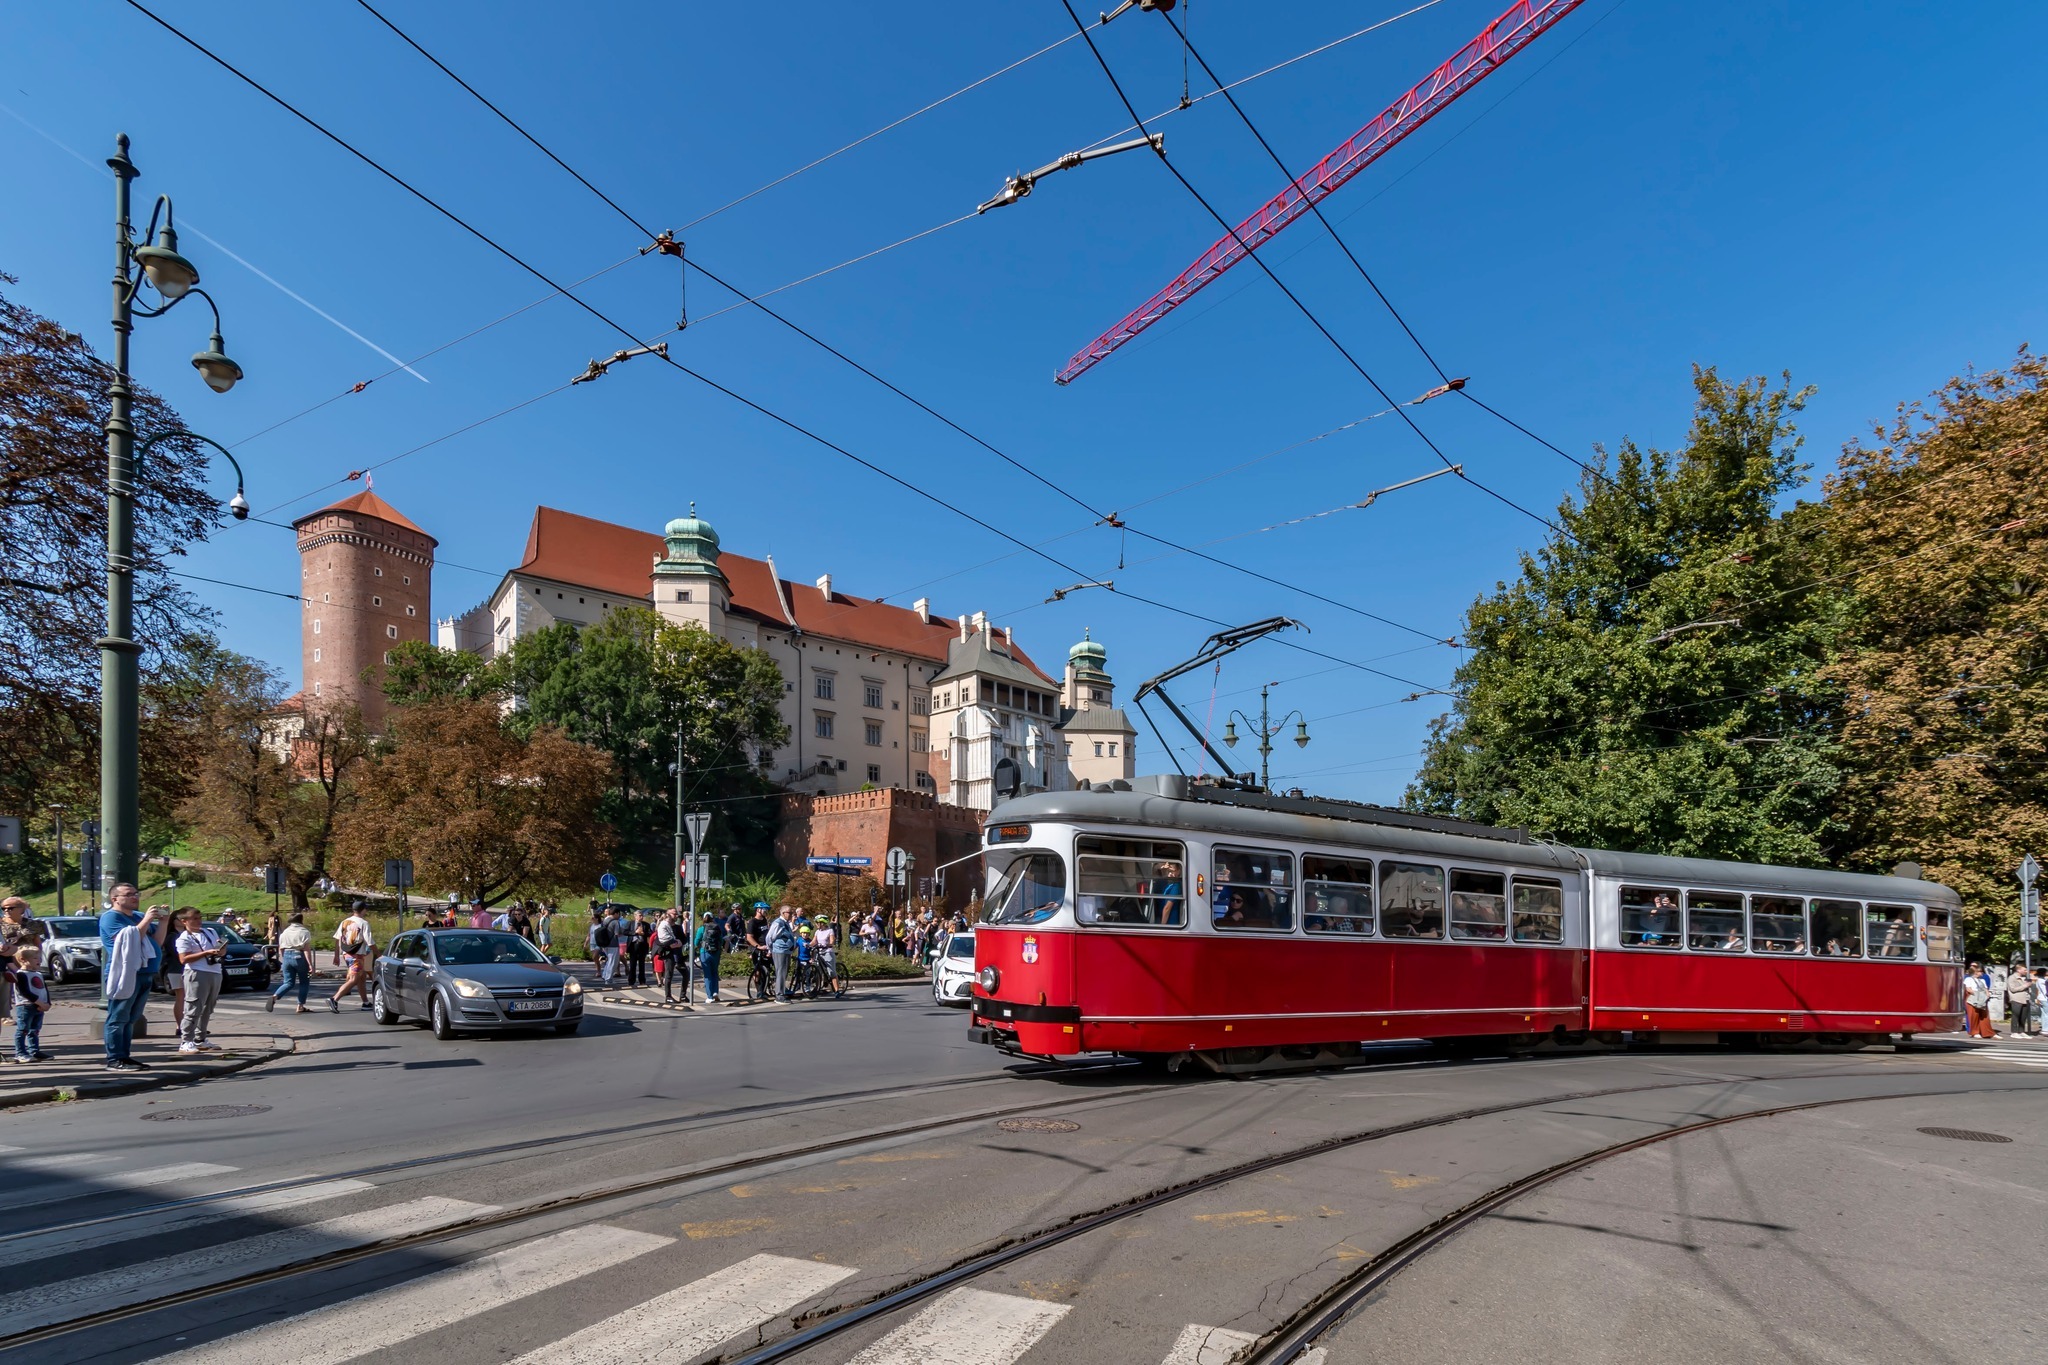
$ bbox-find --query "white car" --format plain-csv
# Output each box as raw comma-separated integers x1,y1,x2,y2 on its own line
932,931,976,1006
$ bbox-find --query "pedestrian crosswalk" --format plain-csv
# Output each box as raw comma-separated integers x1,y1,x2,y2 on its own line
0,1148,1344,1364
1956,1044,2048,1068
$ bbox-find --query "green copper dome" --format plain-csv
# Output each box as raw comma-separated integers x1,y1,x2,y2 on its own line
1069,630,1106,664
655,502,724,578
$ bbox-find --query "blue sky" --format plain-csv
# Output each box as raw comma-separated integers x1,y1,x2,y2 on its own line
5,1,2043,804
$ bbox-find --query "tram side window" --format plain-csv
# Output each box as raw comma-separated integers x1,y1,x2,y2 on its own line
1302,855,1374,936
1212,847,1295,932
1924,908,1960,963
984,852,1067,925
1512,878,1564,943
1075,836,1186,928
1620,886,1682,949
1810,899,1864,958
1449,870,1508,941
1866,903,1917,960
1750,896,1807,954
1379,861,1445,939
1686,891,1746,953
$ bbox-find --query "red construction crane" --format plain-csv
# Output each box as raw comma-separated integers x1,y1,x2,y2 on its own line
1054,0,1585,386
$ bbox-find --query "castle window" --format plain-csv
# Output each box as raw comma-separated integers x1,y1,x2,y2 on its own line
814,672,835,701
863,681,883,709
867,764,881,784
910,729,927,754
865,721,883,746
1091,688,1108,703
372,596,382,607
676,590,691,603
312,619,322,635
312,648,322,663
403,576,411,585
385,625,398,639
406,606,416,616
374,568,383,577
912,693,928,716
815,713,835,740
915,770,934,791
322,593,331,603
1108,743,1118,757
1094,742,1103,757
313,682,321,696
384,651,393,664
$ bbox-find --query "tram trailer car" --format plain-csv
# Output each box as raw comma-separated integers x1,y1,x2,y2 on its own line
966,776,1963,1070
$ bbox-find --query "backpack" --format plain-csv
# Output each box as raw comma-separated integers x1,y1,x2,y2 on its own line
593,920,614,950
700,921,725,955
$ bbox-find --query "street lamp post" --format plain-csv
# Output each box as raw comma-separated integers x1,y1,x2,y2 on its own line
99,133,245,896
48,805,68,916
1222,682,1310,792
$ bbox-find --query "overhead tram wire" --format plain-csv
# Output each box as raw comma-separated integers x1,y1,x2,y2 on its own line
1058,1,1560,536
1163,2,1626,490
126,1,1439,697
349,2,1461,651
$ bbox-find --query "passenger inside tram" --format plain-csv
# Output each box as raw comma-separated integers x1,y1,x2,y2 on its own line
1379,861,1445,938
1620,887,1681,947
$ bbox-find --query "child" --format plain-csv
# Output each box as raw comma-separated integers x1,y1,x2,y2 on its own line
10,943,52,1063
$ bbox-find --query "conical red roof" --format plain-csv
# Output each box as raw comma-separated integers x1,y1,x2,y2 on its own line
293,488,436,544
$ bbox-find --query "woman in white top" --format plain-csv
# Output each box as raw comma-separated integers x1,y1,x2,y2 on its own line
267,912,315,1013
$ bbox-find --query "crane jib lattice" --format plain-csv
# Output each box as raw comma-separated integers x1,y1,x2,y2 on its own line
1055,0,1586,386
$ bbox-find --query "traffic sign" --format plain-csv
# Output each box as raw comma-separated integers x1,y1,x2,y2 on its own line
680,854,711,887
0,817,18,855
262,865,289,895
685,811,711,853
807,856,870,876
599,871,619,893
384,859,414,889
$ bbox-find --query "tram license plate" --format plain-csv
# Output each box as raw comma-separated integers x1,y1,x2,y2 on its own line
507,999,554,1013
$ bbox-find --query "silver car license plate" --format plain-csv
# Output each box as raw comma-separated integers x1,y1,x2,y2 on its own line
507,999,553,1013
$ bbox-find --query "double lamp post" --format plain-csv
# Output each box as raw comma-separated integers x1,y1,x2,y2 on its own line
97,133,248,895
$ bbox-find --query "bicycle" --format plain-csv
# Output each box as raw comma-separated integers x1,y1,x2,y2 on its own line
819,948,849,999
745,950,774,1003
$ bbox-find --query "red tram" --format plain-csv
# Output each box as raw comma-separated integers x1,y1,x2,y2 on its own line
967,777,1963,1070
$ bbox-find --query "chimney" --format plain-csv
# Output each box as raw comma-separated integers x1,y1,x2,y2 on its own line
959,615,969,641
914,597,930,623
973,611,988,636
816,573,832,600
1003,625,1013,648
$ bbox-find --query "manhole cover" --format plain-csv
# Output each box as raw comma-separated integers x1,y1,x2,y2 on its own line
997,1117,1080,1133
141,1104,272,1122
1917,1126,2011,1144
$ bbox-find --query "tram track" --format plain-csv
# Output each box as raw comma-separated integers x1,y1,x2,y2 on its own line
1,1053,2021,1356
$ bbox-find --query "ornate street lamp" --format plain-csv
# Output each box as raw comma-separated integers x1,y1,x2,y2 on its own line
1222,682,1310,792
98,133,247,895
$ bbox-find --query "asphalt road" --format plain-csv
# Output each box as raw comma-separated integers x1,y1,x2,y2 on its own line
2,985,2043,1365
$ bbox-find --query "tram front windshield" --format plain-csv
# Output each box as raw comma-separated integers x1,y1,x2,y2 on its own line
985,852,1067,925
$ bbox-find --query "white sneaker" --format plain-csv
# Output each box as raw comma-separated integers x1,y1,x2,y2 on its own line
177,1043,201,1054
197,1042,222,1051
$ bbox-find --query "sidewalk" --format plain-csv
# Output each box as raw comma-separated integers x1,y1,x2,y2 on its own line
0,997,300,1110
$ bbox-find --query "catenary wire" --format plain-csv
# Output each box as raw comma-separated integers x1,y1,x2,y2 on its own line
1058,1,1560,535
126,1,1439,696
345,1,1461,650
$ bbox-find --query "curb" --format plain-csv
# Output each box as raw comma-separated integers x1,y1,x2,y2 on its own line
0,1038,296,1111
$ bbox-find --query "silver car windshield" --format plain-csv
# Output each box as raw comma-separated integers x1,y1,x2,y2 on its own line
433,933,549,966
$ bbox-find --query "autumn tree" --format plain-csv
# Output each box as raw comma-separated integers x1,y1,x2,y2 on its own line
0,275,226,883
780,868,882,926
333,698,611,905
179,653,370,908
1408,369,1847,863
1827,349,2048,955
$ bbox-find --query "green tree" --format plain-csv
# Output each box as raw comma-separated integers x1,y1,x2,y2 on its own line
1827,349,2048,955
495,609,790,854
1408,369,1846,863
380,639,500,706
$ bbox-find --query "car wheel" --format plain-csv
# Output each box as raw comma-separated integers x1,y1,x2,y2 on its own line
48,957,67,986
429,992,456,1040
554,1019,581,1036
372,985,399,1026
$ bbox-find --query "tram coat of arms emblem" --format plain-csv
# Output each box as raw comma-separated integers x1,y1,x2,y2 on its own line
1021,936,1039,964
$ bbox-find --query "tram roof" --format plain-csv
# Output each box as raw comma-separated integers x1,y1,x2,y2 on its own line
988,776,1960,907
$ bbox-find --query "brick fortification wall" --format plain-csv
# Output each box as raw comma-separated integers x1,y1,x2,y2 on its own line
777,788,985,914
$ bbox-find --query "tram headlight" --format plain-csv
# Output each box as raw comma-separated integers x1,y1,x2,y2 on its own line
976,966,1001,994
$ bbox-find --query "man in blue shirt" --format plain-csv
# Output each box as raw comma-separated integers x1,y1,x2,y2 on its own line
98,883,165,1069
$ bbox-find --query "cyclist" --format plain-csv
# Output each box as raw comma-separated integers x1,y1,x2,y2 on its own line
815,915,840,995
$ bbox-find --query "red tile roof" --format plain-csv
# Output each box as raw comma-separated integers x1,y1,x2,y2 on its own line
512,506,1051,677
295,488,437,543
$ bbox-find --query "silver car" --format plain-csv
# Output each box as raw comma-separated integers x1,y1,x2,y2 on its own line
38,917,103,985
373,929,583,1040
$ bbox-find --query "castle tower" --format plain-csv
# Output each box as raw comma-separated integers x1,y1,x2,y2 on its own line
292,487,436,731
1062,629,1114,711
650,502,729,636
1059,630,1137,787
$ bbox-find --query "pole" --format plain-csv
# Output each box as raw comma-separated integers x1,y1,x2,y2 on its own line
672,724,685,914
51,807,66,917
834,852,842,951
101,135,142,898
1258,683,1273,790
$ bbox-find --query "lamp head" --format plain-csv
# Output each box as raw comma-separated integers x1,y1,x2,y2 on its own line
1222,720,1238,747
227,491,249,521
192,331,243,393
134,225,199,299
1293,720,1310,749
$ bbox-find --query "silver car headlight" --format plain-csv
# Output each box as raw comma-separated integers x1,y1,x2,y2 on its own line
452,977,490,999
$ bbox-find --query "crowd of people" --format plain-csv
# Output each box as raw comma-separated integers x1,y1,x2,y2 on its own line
1961,960,2048,1039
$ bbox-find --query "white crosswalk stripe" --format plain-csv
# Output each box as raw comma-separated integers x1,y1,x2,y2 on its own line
1958,1047,2048,1067
0,1196,493,1337
502,1251,856,1365
156,1222,673,1365
846,1287,1071,1365
1162,1324,1258,1365
10,1161,240,1209
0,1178,374,1260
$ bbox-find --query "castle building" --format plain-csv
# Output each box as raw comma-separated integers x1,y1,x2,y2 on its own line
291,488,436,730
435,504,1134,802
